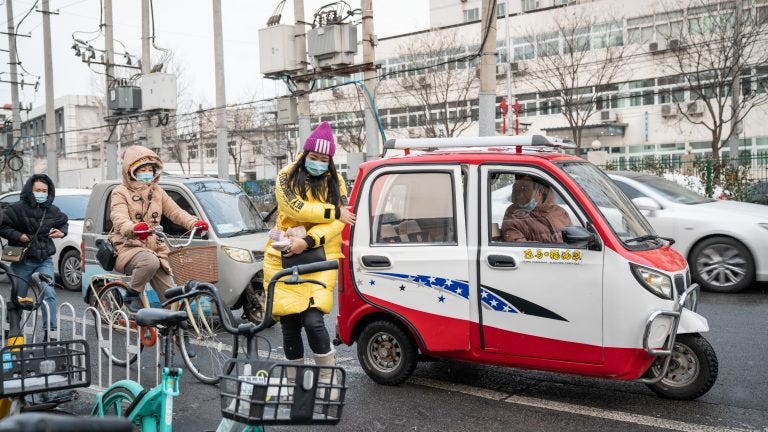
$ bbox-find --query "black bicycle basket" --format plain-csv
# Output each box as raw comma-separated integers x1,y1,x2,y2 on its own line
219,359,346,426
0,339,91,397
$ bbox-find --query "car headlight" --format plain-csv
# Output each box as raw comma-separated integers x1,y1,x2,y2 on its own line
222,246,253,263
630,263,673,299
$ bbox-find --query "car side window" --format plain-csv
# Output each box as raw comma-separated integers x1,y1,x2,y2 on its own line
160,190,198,237
614,180,645,200
370,172,457,245
489,172,582,246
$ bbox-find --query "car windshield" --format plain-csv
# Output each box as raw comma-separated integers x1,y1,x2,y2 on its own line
558,162,659,249
54,194,90,220
634,175,714,204
187,180,268,237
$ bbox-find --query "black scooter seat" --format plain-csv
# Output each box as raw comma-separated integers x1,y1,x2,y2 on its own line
135,309,188,327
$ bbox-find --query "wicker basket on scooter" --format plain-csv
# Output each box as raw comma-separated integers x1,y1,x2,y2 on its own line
167,245,219,285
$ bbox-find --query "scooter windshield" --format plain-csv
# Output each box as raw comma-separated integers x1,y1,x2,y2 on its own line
557,162,660,249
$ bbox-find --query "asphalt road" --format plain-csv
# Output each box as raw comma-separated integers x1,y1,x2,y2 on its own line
3,281,768,432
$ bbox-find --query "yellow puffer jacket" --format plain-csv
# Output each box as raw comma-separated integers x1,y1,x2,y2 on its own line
264,163,348,317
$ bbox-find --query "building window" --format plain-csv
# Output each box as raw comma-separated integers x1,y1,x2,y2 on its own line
537,32,560,57
521,0,539,12
463,8,479,23
497,2,506,18
512,36,534,61
591,22,624,49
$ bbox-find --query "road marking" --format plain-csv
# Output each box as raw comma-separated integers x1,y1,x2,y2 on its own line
409,377,752,432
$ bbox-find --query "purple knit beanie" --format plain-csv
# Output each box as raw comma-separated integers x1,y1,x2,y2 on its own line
303,121,336,157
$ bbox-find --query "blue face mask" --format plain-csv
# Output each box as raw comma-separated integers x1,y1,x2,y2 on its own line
520,198,537,212
304,159,329,177
33,192,48,203
136,172,155,183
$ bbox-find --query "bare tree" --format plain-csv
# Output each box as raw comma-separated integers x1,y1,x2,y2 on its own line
520,12,631,155
664,0,768,163
385,30,477,138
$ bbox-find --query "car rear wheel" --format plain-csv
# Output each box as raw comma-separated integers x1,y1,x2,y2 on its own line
357,320,418,385
690,236,754,293
59,249,82,291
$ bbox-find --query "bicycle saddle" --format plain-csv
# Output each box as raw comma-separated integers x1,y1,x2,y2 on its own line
135,309,189,327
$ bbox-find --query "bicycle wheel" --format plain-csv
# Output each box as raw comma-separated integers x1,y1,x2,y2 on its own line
93,281,143,366
6,154,23,172
178,292,238,384
92,383,142,417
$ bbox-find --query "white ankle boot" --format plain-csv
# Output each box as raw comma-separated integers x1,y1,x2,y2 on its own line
313,349,340,401
284,358,304,401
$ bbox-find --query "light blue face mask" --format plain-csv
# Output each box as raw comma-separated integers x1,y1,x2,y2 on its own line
136,172,155,183
520,198,537,212
33,192,48,203
304,159,329,177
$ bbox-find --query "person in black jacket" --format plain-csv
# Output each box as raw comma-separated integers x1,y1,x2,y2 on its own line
0,174,68,339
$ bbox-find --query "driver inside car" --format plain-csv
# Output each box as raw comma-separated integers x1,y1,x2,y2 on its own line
501,174,571,243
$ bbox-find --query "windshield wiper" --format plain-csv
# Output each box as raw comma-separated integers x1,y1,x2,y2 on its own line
625,234,675,245
224,227,262,237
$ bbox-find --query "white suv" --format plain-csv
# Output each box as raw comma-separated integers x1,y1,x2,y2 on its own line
0,188,91,291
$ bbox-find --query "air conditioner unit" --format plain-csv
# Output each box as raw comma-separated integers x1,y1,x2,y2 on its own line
687,101,704,116
400,78,414,89
331,88,344,98
416,76,429,87
648,40,667,53
600,109,618,123
661,104,678,117
509,61,528,75
667,38,683,51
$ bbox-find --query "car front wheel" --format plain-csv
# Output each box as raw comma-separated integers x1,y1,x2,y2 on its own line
59,249,82,291
690,236,754,293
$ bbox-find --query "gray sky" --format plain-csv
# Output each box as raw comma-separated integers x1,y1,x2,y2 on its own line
1,0,430,112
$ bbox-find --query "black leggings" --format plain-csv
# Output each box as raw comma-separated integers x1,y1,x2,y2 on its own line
280,307,331,360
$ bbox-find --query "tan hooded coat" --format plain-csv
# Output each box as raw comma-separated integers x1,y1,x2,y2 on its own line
501,186,572,243
108,146,198,275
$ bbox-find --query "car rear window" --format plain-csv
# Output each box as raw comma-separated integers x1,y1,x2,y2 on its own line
55,195,90,220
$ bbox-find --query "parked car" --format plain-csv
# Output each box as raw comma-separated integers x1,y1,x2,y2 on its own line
609,171,768,293
81,175,270,322
746,180,768,205
336,135,717,401
0,188,91,291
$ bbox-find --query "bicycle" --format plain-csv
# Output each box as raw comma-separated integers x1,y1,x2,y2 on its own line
0,412,131,432
88,226,237,384
0,136,24,172
90,260,345,431
202,260,346,430
0,263,91,418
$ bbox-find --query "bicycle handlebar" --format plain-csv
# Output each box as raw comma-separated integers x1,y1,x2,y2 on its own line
133,225,203,249
170,260,339,336
0,413,132,432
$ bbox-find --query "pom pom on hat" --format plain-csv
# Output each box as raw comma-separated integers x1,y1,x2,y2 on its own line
303,121,336,157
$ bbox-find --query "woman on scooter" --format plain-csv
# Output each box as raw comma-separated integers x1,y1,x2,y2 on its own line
265,121,355,379
108,146,209,312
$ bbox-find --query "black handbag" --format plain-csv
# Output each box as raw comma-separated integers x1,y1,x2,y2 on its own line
281,246,326,269
95,238,117,271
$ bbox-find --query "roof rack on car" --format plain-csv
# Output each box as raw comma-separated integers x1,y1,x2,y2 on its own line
383,134,576,156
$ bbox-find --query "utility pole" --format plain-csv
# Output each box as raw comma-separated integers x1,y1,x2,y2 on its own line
198,103,204,175
104,0,118,179
294,0,310,149
361,0,379,160
478,0,497,136
141,0,158,150
5,0,23,188
728,0,743,168
41,0,58,183
502,1,512,136
212,0,229,179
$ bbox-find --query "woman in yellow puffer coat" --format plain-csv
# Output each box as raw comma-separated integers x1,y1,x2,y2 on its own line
264,121,355,377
